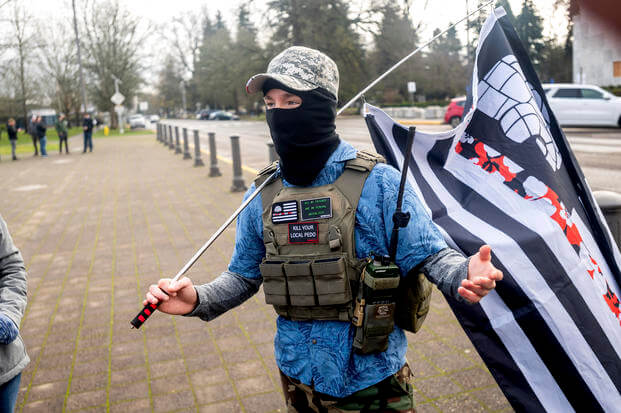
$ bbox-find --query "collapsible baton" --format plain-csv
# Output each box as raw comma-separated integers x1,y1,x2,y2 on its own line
130,171,278,329
389,126,416,260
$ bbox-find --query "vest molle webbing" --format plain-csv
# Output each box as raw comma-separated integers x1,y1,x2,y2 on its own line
255,151,384,321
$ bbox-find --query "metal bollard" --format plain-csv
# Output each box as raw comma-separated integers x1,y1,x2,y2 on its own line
594,190,621,249
267,141,279,163
168,125,175,149
156,124,160,141
161,124,166,144
182,128,192,159
193,130,205,167
174,126,182,154
208,132,222,177
230,135,247,192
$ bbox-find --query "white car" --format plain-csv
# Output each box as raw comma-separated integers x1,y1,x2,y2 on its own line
149,114,160,123
543,83,621,127
128,114,146,129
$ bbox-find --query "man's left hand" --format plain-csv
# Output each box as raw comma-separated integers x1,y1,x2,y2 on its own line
458,245,503,303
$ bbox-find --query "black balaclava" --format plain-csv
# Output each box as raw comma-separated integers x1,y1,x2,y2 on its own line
263,79,340,186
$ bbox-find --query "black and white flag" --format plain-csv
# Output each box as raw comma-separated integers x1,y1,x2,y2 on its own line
365,7,621,412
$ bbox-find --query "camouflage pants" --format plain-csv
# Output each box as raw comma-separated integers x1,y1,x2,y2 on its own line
279,364,415,412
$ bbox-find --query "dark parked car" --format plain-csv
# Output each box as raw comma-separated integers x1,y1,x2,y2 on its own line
197,109,213,120
208,110,240,121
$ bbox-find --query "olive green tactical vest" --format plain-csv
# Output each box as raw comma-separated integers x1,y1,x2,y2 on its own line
255,151,384,321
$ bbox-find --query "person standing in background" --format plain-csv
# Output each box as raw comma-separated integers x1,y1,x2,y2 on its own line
27,115,38,156
55,114,70,154
7,119,19,161
0,215,30,413
35,116,47,157
82,113,93,153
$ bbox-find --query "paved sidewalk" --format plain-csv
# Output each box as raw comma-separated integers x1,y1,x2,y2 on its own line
0,134,512,412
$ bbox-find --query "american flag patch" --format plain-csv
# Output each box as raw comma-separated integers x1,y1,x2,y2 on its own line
272,201,298,224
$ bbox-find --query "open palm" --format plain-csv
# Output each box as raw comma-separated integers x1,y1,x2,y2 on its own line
458,245,503,303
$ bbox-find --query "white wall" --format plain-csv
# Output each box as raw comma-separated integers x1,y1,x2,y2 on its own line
573,9,621,86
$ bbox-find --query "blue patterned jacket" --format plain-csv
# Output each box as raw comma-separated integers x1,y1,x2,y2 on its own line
226,140,452,397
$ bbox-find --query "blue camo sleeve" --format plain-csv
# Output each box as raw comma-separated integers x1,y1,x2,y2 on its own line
228,183,266,280
355,164,447,275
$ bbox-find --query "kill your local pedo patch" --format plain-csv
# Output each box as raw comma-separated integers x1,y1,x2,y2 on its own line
272,200,299,224
288,222,319,244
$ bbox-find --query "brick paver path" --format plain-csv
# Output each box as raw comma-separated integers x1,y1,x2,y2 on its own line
0,134,512,412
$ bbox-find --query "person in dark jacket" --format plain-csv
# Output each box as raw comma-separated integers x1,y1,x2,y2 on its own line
82,113,93,153
7,118,19,161
55,114,69,154
27,115,38,156
0,215,30,412
35,116,47,157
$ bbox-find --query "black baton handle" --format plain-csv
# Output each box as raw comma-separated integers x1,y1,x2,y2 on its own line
130,302,159,329
130,290,169,329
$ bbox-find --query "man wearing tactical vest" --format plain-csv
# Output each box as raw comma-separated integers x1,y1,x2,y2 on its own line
144,46,503,412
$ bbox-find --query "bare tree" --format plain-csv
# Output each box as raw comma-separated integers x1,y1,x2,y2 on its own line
160,8,208,79
38,23,82,125
81,0,146,128
2,3,41,127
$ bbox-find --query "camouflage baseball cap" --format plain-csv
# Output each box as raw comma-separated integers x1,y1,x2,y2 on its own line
246,46,339,98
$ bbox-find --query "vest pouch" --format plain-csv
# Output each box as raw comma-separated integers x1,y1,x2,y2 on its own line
311,256,350,306
259,260,288,306
353,302,395,353
395,272,433,333
284,261,316,306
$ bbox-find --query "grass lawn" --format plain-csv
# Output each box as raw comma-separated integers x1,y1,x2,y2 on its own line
0,127,153,155
0,127,82,156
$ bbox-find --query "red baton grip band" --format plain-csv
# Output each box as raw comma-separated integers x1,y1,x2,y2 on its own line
130,302,160,329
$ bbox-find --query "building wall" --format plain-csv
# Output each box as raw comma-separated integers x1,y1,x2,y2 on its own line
573,9,621,86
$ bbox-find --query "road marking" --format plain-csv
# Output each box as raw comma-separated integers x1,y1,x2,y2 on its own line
215,153,259,175
186,140,260,175
567,136,621,153
13,184,47,192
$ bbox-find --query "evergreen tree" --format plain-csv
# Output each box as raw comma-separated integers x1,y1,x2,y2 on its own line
515,0,545,70
423,25,468,100
367,3,419,104
538,39,572,83
233,3,267,113
157,55,183,116
467,0,515,65
466,0,488,63
195,11,236,109
265,0,366,104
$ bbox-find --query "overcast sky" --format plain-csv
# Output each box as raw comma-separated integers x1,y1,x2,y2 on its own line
17,0,570,91
25,0,569,42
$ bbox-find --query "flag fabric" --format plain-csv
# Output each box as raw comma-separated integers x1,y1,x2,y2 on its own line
364,7,621,412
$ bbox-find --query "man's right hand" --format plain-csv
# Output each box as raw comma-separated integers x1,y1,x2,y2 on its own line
143,277,198,315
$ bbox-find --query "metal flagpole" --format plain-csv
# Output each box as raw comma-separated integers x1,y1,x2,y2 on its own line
336,0,494,116
130,170,278,328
